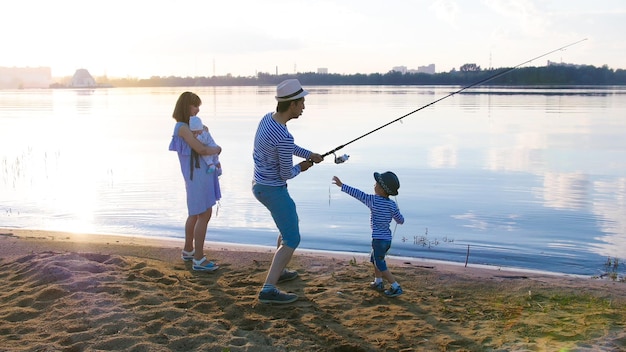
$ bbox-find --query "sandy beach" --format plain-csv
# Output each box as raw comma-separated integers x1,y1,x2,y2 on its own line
1,228,625,352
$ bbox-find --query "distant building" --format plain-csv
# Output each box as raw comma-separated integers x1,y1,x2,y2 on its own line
392,66,408,74
0,66,51,89
547,60,581,68
416,64,435,74
70,69,97,88
394,64,436,74
317,67,328,74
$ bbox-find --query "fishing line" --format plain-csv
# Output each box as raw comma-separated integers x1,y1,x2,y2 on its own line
391,195,399,238
322,38,588,162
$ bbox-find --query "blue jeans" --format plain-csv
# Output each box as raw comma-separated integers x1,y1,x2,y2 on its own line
370,239,392,272
252,183,301,249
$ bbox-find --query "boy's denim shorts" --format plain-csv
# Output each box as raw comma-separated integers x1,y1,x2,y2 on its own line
370,239,392,272
252,183,300,248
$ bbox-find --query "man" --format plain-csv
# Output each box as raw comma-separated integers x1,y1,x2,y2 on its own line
252,79,324,304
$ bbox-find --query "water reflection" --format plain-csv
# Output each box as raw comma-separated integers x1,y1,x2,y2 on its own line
428,142,458,168
452,211,519,232
591,177,626,259
539,172,590,210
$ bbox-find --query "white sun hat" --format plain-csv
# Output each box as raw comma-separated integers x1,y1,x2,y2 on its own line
275,79,309,102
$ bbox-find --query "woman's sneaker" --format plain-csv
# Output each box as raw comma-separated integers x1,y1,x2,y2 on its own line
369,281,385,292
192,257,219,272
384,285,403,297
258,288,298,304
181,249,195,261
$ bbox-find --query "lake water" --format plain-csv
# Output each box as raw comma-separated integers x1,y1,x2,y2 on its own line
1,85,625,277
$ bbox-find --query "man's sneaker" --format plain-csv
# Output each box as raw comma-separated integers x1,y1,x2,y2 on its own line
369,281,385,292
384,285,403,297
277,269,299,283
258,288,298,304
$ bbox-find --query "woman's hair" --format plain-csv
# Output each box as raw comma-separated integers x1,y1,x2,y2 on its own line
276,97,303,113
172,91,201,123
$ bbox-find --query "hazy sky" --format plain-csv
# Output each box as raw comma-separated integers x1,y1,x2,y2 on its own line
3,0,624,78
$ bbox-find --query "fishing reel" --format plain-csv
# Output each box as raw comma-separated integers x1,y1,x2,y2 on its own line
333,152,350,164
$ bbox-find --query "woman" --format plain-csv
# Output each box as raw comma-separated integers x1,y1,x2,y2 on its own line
169,91,222,271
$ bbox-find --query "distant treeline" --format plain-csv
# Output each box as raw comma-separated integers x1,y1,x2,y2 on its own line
100,64,626,88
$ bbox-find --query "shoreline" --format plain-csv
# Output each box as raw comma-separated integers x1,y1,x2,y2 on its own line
1,227,625,351
0,227,592,279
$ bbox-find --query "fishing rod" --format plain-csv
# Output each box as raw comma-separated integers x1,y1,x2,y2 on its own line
324,38,588,164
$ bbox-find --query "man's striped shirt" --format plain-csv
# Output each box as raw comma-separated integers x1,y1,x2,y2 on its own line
253,112,312,186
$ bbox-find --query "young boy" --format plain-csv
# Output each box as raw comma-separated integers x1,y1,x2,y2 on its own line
332,171,405,297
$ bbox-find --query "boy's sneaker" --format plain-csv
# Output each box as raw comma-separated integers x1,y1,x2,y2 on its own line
277,269,299,283
369,281,385,292
384,285,403,297
258,288,298,304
